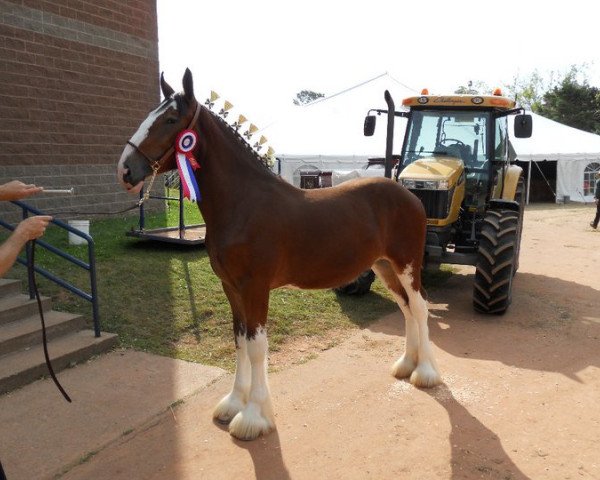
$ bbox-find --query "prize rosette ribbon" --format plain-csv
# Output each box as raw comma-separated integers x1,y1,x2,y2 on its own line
175,129,201,202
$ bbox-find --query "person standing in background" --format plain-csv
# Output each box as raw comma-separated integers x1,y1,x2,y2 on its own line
590,172,600,229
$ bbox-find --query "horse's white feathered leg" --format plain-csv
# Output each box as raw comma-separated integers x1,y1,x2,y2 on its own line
229,327,275,440
213,334,250,424
372,261,419,379
391,301,419,378
399,268,441,388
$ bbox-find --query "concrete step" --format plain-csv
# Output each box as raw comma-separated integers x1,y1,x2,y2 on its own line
0,293,52,326
0,310,86,356
0,330,119,395
0,278,22,299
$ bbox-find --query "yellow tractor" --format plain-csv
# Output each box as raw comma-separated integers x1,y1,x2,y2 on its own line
358,89,532,314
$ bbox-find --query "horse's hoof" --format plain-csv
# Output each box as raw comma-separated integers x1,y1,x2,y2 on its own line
391,354,417,379
228,404,275,441
213,394,246,425
410,363,442,388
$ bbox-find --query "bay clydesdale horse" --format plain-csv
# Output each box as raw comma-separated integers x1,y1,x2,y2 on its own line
117,69,441,441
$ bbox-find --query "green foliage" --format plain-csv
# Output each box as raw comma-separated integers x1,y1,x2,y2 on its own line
505,64,600,134
505,69,553,111
293,90,325,105
537,69,600,134
454,80,491,95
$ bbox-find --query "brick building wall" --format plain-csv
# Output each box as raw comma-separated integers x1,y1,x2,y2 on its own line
0,0,164,222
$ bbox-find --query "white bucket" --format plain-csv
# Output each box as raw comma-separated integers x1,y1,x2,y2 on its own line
68,220,90,245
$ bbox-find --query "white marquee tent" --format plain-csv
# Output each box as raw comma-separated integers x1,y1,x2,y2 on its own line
261,73,414,186
264,76,600,202
509,112,600,203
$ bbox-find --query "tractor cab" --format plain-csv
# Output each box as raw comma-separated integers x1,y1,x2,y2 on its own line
362,89,533,313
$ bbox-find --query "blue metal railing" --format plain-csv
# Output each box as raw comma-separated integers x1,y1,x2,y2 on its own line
0,201,101,337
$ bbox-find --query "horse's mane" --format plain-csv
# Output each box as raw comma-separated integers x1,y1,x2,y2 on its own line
204,106,276,175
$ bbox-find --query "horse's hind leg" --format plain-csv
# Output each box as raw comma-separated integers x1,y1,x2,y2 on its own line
397,265,441,388
213,284,251,424
373,260,419,378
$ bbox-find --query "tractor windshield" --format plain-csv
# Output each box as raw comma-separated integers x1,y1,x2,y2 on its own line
402,110,490,168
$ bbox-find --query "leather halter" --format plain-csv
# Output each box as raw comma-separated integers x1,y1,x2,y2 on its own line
126,99,201,171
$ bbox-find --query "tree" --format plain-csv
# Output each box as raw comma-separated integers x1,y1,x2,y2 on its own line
454,80,491,95
505,69,554,111
537,70,600,134
293,90,325,106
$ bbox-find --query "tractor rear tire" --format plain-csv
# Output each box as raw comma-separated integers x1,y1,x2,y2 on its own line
473,209,519,314
334,269,375,296
513,177,525,273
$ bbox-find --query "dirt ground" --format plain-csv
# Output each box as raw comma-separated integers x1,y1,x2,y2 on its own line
57,204,600,479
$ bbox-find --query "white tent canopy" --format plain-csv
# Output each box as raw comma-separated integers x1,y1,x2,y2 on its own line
510,112,600,203
261,73,415,186
264,76,600,202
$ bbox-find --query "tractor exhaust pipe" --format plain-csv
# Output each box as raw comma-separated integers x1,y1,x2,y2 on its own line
384,90,395,179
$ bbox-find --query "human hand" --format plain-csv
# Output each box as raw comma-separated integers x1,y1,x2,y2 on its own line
13,216,53,242
0,181,43,201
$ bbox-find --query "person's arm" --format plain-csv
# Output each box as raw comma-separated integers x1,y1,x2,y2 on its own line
0,181,43,201
0,216,52,277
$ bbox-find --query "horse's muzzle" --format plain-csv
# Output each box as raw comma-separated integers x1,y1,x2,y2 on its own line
117,145,150,194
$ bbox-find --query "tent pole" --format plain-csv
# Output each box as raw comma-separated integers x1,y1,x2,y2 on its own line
526,159,532,205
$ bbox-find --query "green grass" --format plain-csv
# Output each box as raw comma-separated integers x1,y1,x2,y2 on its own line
3,196,452,372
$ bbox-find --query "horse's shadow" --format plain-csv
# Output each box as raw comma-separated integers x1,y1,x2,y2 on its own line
365,270,598,480
424,383,532,480
424,271,600,379
212,420,291,480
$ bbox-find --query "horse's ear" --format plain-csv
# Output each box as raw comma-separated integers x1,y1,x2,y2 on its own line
160,72,175,99
183,68,194,102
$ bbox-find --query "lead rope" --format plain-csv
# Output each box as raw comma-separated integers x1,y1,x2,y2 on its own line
25,165,160,402
138,163,159,207
28,240,72,402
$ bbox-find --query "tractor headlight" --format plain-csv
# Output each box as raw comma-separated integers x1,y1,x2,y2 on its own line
400,178,450,190
401,179,416,189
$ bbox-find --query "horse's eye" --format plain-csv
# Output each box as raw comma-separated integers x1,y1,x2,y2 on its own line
166,117,177,124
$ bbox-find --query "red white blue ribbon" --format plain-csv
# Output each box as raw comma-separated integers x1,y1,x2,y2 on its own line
175,129,201,202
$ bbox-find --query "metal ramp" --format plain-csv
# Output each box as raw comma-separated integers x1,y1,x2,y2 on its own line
126,224,206,245
126,174,206,246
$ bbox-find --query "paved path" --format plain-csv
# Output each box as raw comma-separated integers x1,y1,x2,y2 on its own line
0,350,224,480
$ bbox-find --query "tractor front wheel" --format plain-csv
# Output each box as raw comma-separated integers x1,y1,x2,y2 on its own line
473,209,519,314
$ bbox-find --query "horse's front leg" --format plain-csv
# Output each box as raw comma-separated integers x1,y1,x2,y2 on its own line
228,288,275,441
213,284,251,424
213,332,251,424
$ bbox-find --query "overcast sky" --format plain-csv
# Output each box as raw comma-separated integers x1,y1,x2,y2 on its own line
157,0,599,126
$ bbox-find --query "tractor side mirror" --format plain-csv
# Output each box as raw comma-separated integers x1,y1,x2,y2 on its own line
364,115,376,136
514,114,532,138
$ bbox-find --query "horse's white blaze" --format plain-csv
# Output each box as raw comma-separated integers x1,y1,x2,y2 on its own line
398,266,441,388
117,143,134,185
131,98,177,146
228,327,275,440
117,99,177,191
213,333,251,423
